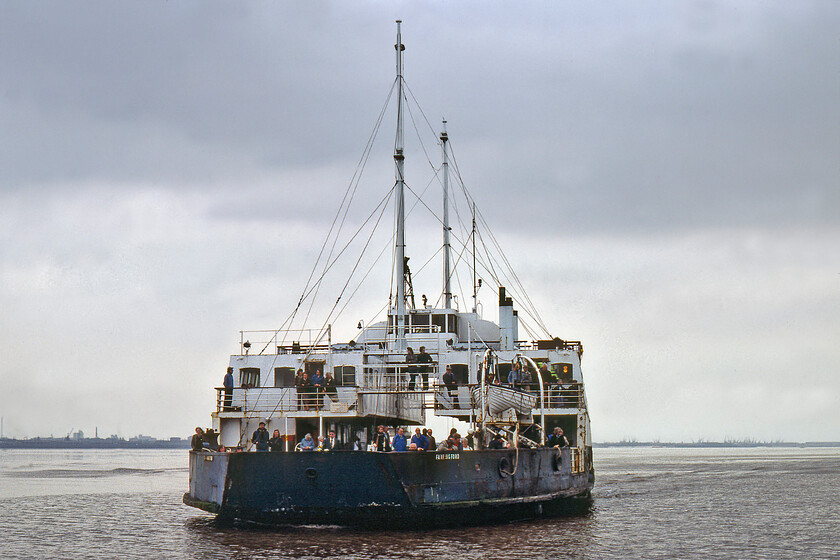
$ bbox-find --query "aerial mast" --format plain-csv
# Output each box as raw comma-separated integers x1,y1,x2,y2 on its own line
394,20,407,350
441,120,452,309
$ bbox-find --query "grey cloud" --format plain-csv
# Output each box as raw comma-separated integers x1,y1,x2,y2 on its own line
2,2,836,233
1,2,838,440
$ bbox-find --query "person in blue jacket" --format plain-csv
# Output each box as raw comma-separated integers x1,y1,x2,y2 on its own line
223,367,234,410
299,433,317,451
310,369,325,409
392,427,409,451
411,427,428,450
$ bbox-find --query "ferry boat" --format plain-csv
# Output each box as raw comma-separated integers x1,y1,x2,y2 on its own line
184,21,594,527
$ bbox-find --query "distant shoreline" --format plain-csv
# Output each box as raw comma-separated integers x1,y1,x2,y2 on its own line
594,441,840,448
0,437,189,450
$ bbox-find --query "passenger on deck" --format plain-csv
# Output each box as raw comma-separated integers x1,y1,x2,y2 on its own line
409,443,419,450
417,346,432,389
268,429,284,452
296,371,313,410
191,427,205,451
322,430,340,451
508,362,521,387
437,433,463,451
311,369,325,409
426,429,436,450
548,427,569,448
294,369,304,408
373,425,392,452
251,421,270,452
223,367,234,411
520,367,532,392
560,380,578,408
392,427,409,451
539,363,552,382
299,433,317,451
411,428,428,450
442,365,459,407
406,347,419,390
465,431,477,450
324,372,338,404
488,433,506,449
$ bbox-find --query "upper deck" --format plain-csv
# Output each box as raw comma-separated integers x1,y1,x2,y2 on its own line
216,327,587,428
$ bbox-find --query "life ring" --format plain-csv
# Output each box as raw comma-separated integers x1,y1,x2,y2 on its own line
498,456,512,478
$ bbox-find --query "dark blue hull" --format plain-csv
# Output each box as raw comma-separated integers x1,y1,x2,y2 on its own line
185,448,594,528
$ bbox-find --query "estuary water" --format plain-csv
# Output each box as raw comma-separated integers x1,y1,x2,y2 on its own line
0,447,837,559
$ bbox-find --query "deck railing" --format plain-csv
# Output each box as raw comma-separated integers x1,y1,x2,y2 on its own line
434,382,584,411
357,361,440,391
216,386,358,414
216,381,584,414
238,328,332,356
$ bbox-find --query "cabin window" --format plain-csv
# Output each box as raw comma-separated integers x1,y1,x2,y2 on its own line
432,314,446,333
447,314,458,337
553,363,574,382
274,367,295,388
450,363,469,385
240,367,260,388
411,313,430,333
334,365,356,386
412,313,429,325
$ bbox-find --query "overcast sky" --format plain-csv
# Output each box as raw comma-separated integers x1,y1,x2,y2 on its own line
1,1,837,442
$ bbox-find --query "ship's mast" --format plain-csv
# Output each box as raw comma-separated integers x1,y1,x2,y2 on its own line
394,20,407,350
441,120,452,309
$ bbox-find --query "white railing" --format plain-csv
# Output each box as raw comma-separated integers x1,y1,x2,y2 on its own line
216,386,357,413
357,324,444,350
433,382,585,412
239,328,331,356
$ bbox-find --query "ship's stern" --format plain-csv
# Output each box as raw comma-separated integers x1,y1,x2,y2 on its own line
183,451,230,514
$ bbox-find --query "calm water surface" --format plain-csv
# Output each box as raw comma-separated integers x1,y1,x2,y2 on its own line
1,447,838,559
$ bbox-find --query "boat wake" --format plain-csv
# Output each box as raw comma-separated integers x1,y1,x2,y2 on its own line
3,467,186,479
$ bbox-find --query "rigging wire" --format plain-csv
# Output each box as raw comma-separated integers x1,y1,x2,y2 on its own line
404,82,444,148
297,78,399,338
311,179,397,352
447,141,552,338
259,78,398,354
266,73,555,348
